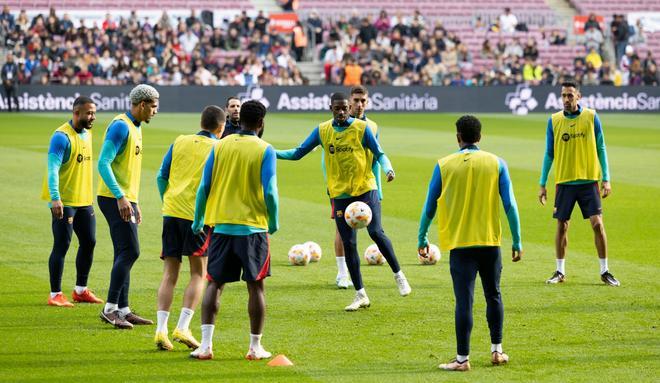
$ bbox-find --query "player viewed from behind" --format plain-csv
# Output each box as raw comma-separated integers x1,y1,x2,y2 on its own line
332,85,383,289
539,81,619,286
221,96,241,138
190,100,278,360
98,84,159,329
277,92,411,312
42,96,103,307
153,106,226,351
418,115,522,371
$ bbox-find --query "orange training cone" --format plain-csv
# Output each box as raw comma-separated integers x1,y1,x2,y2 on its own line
267,354,293,366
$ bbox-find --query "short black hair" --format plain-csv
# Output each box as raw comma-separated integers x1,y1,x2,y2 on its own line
226,96,240,107
239,100,267,130
73,96,95,110
561,80,580,91
200,105,225,131
331,92,348,103
456,115,481,144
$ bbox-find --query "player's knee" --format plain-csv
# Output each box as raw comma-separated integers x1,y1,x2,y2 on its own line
558,220,570,234
591,219,604,233
367,227,385,239
81,237,96,250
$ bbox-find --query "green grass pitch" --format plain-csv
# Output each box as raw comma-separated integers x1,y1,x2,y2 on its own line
0,111,658,382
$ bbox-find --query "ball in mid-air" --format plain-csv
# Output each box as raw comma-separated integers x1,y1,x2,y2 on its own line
344,201,372,229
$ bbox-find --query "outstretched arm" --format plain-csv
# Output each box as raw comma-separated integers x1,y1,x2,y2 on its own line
362,126,394,177
276,127,321,160
261,146,279,234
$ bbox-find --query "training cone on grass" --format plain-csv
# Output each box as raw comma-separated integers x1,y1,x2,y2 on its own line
267,354,293,366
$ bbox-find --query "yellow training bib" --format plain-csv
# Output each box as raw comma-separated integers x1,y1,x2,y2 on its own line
437,150,501,251
97,114,143,202
319,119,376,198
552,107,600,184
205,134,270,229
41,122,93,207
162,133,217,220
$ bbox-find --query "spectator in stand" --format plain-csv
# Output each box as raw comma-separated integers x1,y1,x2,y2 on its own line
523,38,539,61
640,51,655,76
481,39,495,59
292,20,308,61
611,14,630,65
499,8,518,33
359,17,377,45
642,63,659,86
307,11,323,46
629,58,644,85
523,57,542,85
343,55,363,86
585,47,602,70
629,19,646,46
584,13,601,31
504,38,523,59
374,10,390,33
550,30,566,45
584,24,603,54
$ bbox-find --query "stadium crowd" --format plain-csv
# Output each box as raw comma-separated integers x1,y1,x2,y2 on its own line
0,6,308,86
0,6,658,87
311,9,659,87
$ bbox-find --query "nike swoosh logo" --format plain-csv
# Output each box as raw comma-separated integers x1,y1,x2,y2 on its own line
464,158,470,162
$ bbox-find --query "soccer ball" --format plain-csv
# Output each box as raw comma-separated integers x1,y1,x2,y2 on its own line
364,244,386,265
304,241,322,262
418,244,441,265
288,244,310,266
344,201,372,229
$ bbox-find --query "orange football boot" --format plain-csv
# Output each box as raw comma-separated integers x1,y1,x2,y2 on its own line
72,289,104,304
48,293,74,307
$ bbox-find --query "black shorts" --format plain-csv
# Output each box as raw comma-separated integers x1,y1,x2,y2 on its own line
206,232,271,283
161,216,211,261
553,182,602,221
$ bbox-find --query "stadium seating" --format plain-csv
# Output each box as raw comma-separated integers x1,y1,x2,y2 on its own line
4,0,253,10
570,0,660,14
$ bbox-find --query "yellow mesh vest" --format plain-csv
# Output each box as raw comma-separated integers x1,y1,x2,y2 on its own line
552,107,601,184
319,119,376,198
162,134,217,220
41,122,93,207
364,117,378,169
97,114,143,202
205,134,270,229
437,150,501,252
